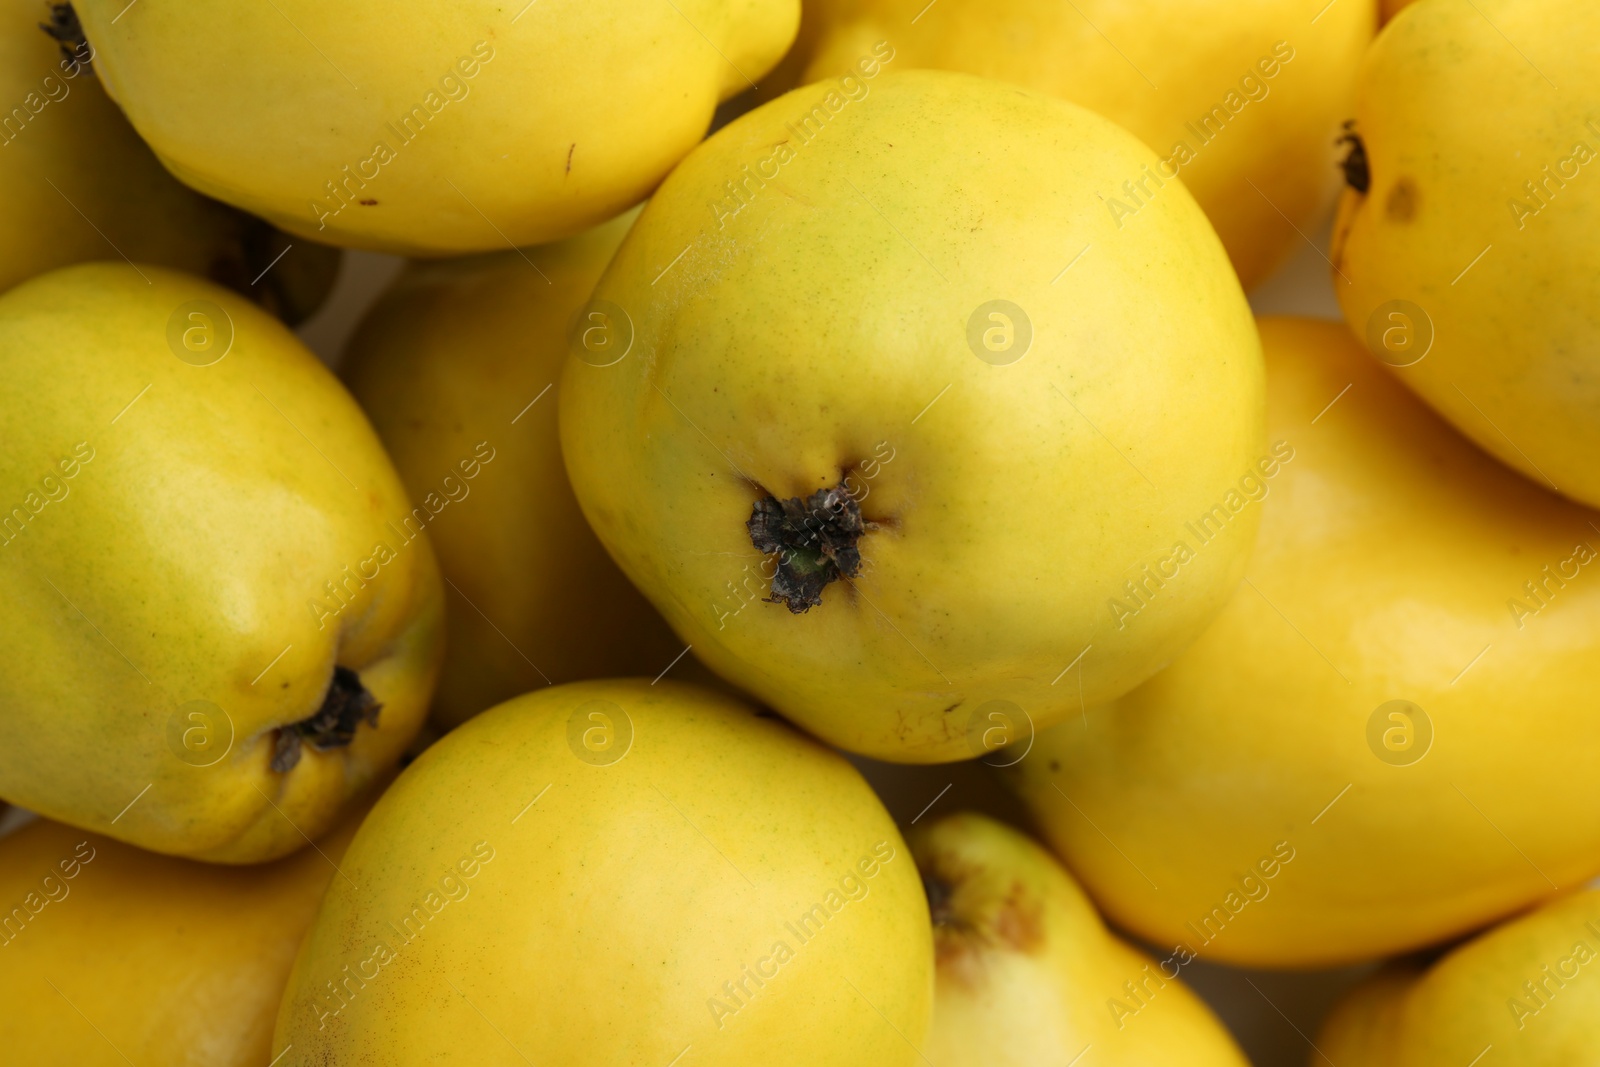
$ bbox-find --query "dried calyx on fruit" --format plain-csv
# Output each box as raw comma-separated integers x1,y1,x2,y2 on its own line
39,2,89,69
923,872,959,930
271,666,382,772
203,215,339,328
746,484,870,612
1338,121,1370,193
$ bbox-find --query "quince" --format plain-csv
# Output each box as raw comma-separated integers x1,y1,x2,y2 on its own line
1011,318,1600,967
792,0,1373,287
560,70,1264,761
1,3,338,319
342,210,690,729
0,263,443,863
1319,889,1600,1065
71,0,799,253
1333,0,1600,505
0,789,375,1065
272,679,933,1065
914,812,1246,1067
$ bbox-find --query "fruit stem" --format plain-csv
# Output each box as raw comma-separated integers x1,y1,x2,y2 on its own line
39,3,90,70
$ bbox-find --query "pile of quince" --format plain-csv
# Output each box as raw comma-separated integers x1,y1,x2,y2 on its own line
2,1,1597,1064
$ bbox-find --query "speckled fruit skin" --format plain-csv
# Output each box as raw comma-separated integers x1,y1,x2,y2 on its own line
0,2,338,320
0,790,376,1066
1012,318,1600,968
1333,0,1600,506
342,209,698,730
272,679,934,1067
72,0,799,254
913,813,1247,1067
0,263,442,864
791,0,1374,288
560,69,1264,763
1318,890,1600,1066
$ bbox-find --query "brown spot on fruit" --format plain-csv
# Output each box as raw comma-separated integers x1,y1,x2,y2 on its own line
1386,178,1419,222
925,860,1047,988
991,880,1046,954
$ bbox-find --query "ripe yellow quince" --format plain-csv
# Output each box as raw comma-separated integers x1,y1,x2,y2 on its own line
1318,889,1600,1065
0,791,375,1066
913,812,1246,1067
1333,0,1600,506
343,210,691,730
273,679,933,1065
560,69,1264,762
71,0,799,254
792,0,1374,288
0,263,443,863
1011,318,1600,967
0,3,338,319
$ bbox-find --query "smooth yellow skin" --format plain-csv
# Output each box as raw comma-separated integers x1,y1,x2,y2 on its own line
1011,318,1600,967
0,3,338,319
560,70,1264,763
0,264,443,863
1333,0,1600,506
73,0,798,255
273,679,933,1066
1318,891,1600,1065
794,0,1373,288
913,813,1247,1067
0,795,373,1066
343,211,691,730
